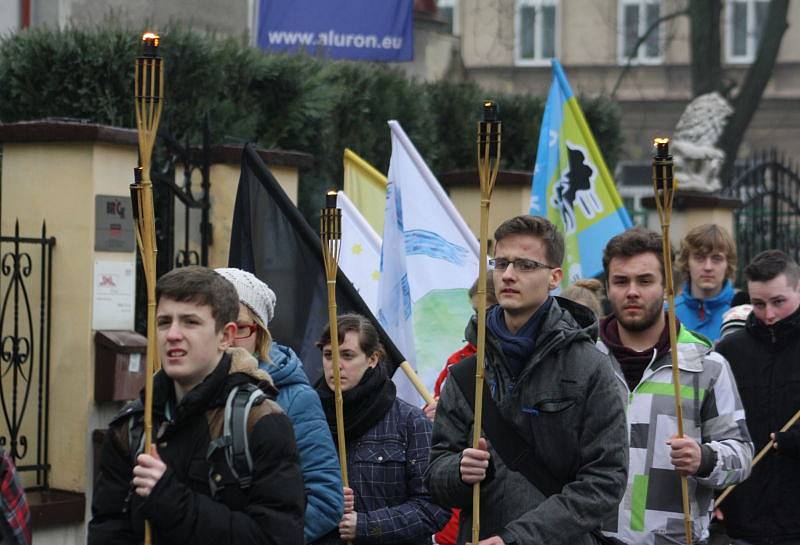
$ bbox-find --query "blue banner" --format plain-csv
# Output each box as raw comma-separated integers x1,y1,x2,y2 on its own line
257,0,413,62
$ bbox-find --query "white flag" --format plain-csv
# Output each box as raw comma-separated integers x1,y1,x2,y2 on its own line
377,120,480,404
337,191,381,314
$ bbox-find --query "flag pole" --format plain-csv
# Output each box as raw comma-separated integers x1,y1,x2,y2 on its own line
132,31,164,545
399,361,434,405
652,138,692,545
472,101,501,545
320,191,353,545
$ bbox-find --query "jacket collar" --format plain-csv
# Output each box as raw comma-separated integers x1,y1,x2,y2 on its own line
745,303,800,344
151,347,276,422
597,324,708,374
678,280,735,310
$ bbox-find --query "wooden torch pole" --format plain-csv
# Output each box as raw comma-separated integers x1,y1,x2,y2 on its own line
320,191,352,545
652,138,692,545
472,101,501,545
133,31,164,545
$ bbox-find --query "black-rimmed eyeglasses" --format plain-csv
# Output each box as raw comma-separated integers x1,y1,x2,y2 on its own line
488,258,554,273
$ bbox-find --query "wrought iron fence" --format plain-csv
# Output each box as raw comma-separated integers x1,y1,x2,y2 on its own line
0,221,55,489
723,150,800,286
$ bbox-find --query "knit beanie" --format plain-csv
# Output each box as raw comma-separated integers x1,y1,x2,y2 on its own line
720,304,752,339
214,268,276,327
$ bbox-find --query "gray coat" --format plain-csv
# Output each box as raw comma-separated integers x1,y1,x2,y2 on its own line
425,297,628,545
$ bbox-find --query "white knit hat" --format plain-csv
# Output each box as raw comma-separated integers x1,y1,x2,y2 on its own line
215,268,276,326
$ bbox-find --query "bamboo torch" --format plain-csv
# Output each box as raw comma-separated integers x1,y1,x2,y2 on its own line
716,407,800,506
652,138,693,545
132,31,164,545
472,101,501,545
320,191,352,545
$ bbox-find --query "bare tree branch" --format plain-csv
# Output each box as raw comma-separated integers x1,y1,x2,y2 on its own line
610,8,689,99
719,0,791,185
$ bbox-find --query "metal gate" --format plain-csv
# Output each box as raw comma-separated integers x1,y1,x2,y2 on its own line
0,221,55,489
135,120,212,333
723,150,800,285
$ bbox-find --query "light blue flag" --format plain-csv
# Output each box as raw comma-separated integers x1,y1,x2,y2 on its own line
531,59,632,285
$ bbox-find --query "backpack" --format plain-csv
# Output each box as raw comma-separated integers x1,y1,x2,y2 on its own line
123,382,267,507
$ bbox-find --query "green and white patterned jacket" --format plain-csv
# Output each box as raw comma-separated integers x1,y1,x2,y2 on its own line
598,326,753,545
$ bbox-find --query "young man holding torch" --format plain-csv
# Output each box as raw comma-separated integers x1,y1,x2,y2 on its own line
425,215,628,545
88,266,305,545
597,227,752,544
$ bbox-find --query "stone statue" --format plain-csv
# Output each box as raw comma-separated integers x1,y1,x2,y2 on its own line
671,92,734,192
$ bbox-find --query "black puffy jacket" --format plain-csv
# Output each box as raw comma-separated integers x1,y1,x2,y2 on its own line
88,348,305,545
716,306,800,543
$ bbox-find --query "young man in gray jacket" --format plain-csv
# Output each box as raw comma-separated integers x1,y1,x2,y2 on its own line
425,215,628,545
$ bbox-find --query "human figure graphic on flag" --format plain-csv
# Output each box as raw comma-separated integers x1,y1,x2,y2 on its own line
551,143,603,234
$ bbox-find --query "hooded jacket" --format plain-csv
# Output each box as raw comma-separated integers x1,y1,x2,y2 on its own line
88,348,305,545
262,343,344,543
715,306,800,542
425,297,628,545
674,280,735,341
598,325,753,544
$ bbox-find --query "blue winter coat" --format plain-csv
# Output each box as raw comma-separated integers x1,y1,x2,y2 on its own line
263,344,344,543
674,280,735,342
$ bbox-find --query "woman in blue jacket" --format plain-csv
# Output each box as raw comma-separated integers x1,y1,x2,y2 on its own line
216,268,344,544
314,313,450,545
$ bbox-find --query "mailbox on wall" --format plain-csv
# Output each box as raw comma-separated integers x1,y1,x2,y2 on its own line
94,330,147,402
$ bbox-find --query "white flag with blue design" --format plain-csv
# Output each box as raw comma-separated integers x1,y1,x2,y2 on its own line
378,120,479,404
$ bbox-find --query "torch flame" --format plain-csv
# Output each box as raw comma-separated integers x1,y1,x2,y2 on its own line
654,137,670,145
142,32,160,47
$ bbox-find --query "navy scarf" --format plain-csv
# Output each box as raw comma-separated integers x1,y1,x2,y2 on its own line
486,297,553,378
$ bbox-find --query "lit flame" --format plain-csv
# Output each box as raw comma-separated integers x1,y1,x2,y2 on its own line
654,137,670,145
142,32,160,47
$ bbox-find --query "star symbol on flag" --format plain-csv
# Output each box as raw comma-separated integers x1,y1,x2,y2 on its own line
371,270,380,281
549,130,558,147
530,194,541,212
352,243,363,255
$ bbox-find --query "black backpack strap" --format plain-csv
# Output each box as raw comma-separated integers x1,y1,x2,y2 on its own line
448,357,561,497
113,399,144,466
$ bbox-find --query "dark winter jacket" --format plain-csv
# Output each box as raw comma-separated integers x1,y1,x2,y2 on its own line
315,397,450,545
425,297,628,545
88,348,305,545
716,306,800,543
263,343,344,543
674,280,734,342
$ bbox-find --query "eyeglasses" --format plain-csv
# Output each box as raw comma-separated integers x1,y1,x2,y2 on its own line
234,323,258,339
489,258,554,273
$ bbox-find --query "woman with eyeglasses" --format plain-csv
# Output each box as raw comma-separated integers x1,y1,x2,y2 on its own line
215,268,345,544
314,313,450,545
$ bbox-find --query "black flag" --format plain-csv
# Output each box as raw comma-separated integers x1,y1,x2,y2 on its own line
229,144,404,384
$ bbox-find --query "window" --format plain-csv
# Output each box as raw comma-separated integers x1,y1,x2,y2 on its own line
515,0,558,65
618,0,662,64
726,0,769,63
437,0,458,35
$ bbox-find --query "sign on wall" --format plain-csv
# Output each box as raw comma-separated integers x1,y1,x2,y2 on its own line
256,0,413,62
95,195,135,252
92,260,135,330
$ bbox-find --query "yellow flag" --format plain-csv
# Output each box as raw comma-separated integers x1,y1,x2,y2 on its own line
343,148,387,234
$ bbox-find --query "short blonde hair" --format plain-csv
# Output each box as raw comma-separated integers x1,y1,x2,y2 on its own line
243,305,272,362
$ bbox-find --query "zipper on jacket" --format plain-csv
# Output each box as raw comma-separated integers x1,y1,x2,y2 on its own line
698,301,705,321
